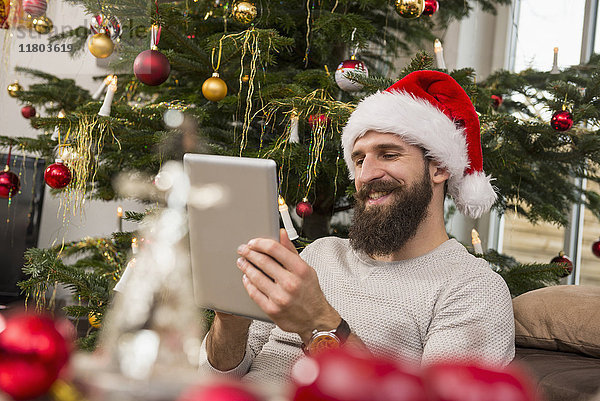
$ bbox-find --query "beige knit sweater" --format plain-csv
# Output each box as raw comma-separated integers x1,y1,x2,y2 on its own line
198,237,515,384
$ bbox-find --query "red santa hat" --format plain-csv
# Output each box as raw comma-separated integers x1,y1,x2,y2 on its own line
341,70,496,219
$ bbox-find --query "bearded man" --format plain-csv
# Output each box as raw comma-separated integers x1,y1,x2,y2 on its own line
198,71,515,384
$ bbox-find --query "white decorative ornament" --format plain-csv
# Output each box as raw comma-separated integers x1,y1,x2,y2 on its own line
335,59,368,92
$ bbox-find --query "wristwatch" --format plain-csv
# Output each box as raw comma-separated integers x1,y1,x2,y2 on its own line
302,318,351,356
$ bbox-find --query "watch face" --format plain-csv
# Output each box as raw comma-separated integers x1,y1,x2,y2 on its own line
306,332,341,355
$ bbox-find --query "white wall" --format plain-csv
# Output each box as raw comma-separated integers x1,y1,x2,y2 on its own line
0,1,146,248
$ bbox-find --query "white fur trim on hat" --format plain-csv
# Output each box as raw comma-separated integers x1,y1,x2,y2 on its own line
342,90,469,180
449,171,497,219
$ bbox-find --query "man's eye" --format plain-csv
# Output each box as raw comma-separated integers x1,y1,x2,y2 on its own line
383,153,399,159
354,159,364,166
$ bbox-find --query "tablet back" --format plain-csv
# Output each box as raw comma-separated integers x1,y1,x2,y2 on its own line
184,154,278,322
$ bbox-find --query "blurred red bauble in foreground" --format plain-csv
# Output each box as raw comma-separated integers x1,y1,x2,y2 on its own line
423,363,538,401
133,49,171,86
44,160,71,189
296,199,313,218
21,105,36,119
592,238,600,258
550,251,573,277
550,109,573,131
422,0,439,16
178,382,262,401
292,349,427,401
0,167,20,198
0,313,70,400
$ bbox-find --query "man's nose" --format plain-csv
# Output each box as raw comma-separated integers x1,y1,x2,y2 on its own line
358,156,386,183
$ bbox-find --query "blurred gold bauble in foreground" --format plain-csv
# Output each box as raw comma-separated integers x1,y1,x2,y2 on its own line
7,81,23,97
202,72,228,102
395,0,424,18
33,15,53,34
88,32,114,58
232,1,257,24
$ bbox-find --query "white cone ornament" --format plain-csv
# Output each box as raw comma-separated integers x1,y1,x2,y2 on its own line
342,70,497,219
335,58,368,92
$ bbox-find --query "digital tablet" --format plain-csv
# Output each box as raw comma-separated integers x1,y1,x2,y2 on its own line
184,153,279,322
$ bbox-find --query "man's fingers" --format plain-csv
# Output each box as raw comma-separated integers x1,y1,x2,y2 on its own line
237,257,278,293
238,247,291,283
241,274,270,310
244,238,303,275
279,228,298,254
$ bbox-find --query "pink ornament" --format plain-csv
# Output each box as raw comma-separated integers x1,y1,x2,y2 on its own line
296,199,313,218
23,0,47,17
422,0,439,16
308,114,330,127
21,105,36,119
335,59,368,92
133,49,171,86
0,168,20,198
44,160,71,189
550,109,573,131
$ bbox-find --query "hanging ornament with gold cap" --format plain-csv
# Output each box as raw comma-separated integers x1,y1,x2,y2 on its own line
0,146,20,200
88,30,114,58
90,14,122,41
395,0,424,18
7,81,22,97
232,1,257,24
202,41,227,101
33,15,53,34
134,24,171,85
335,28,369,92
23,0,47,18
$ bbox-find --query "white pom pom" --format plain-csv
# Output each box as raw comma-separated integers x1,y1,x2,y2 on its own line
450,171,497,219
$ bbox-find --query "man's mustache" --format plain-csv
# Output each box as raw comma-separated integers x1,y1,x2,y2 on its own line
354,180,403,202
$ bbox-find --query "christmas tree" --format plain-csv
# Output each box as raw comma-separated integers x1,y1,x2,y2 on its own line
3,0,599,348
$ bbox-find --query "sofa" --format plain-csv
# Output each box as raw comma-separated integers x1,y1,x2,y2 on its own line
511,285,600,401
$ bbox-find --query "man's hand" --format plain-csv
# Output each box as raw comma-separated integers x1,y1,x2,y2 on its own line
237,229,340,344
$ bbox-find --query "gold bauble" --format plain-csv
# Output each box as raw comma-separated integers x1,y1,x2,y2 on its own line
232,1,257,24
202,72,228,101
33,15,52,34
395,0,424,18
7,81,22,97
88,32,114,59
88,312,102,328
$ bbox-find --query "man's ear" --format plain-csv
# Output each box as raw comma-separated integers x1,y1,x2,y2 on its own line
431,165,450,184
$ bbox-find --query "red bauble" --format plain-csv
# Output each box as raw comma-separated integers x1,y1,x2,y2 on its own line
21,105,36,119
296,199,313,218
0,167,20,198
551,251,573,277
422,0,439,16
592,239,600,258
292,349,427,401
22,0,47,17
177,382,262,401
0,314,70,401
308,114,329,127
423,363,537,401
491,95,503,109
133,49,171,86
550,110,573,131
44,160,71,189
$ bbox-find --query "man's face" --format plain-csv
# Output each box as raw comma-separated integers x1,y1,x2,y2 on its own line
348,131,433,257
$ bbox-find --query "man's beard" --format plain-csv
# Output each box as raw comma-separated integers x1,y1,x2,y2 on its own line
348,167,433,258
